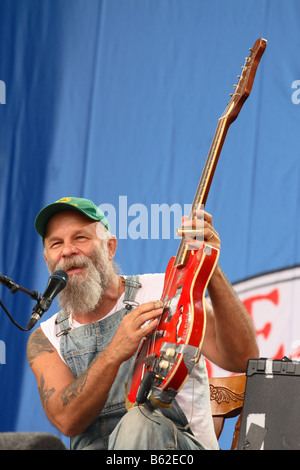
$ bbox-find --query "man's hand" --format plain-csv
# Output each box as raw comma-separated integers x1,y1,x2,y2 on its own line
107,300,164,364
179,210,221,252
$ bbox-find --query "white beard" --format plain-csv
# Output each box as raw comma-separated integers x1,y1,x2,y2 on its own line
46,242,114,316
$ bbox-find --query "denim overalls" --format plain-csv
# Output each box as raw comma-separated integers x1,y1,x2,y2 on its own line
56,275,200,450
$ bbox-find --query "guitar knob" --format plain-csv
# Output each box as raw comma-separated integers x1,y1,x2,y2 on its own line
159,360,170,370
165,348,176,358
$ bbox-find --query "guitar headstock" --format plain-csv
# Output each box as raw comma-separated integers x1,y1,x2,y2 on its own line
224,37,267,123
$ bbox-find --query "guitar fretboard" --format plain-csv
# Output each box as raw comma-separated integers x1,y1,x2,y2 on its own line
174,115,230,268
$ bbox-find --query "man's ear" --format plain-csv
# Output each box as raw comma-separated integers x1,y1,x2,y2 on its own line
107,235,117,261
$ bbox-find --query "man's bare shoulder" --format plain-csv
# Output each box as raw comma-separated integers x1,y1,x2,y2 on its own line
27,327,56,367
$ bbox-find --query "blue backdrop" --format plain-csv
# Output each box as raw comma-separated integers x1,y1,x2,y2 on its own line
1,0,300,450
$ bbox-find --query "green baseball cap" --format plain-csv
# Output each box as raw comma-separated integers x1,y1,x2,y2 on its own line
34,196,110,238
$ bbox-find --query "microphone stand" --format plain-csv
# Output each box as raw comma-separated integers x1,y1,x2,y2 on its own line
0,274,39,300
0,273,42,331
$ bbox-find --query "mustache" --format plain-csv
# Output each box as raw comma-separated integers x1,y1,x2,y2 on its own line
54,255,91,273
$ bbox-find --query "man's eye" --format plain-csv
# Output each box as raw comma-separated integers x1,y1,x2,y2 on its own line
51,241,61,248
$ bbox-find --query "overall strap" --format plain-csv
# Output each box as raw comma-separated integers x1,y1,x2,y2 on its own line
55,275,141,336
122,275,142,312
55,310,71,337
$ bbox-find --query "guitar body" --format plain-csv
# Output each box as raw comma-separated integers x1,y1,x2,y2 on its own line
127,243,219,405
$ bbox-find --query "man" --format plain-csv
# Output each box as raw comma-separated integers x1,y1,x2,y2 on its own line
27,196,259,450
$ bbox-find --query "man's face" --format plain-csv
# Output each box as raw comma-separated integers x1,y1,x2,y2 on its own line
43,210,116,315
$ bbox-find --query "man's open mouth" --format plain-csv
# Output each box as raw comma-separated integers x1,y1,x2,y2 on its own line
66,266,84,275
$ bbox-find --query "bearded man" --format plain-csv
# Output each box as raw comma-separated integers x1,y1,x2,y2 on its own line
27,197,258,450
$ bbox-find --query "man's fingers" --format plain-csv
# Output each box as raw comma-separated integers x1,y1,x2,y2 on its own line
130,300,163,318
126,300,164,329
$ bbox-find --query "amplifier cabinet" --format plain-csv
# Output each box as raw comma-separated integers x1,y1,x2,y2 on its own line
238,358,300,450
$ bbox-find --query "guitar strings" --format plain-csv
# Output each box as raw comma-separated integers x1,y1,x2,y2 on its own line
147,122,227,378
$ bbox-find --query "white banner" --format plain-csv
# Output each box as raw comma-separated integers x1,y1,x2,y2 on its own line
208,266,300,378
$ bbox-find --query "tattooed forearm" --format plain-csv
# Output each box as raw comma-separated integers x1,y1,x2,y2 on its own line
60,371,89,407
38,374,55,412
27,328,55,366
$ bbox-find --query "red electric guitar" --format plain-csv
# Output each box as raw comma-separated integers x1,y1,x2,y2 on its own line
127,38,267,407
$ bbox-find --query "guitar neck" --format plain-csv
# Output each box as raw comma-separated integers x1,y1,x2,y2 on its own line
174,115,231,268
173,37,267,269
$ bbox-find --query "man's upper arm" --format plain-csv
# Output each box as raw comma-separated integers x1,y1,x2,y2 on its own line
27,327,57,367
27,327,74,415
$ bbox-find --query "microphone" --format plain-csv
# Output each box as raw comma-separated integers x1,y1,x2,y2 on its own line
26,270,68,330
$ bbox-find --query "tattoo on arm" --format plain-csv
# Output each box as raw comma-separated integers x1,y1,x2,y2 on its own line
27,328,55,367
39,374,55,413
28,327,90,411
60,371,89,407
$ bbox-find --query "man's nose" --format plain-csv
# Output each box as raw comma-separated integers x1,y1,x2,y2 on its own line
61,243,79,257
